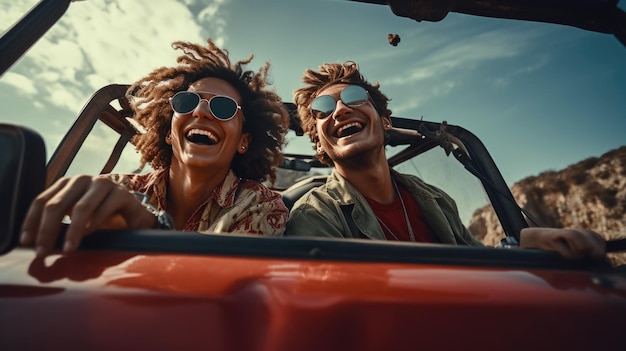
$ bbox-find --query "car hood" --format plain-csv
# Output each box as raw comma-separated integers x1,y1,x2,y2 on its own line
1,248,625,350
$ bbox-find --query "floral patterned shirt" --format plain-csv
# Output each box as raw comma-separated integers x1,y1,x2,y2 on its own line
105,168,287,236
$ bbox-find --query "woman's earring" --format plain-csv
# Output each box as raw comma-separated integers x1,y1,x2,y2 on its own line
241,145,246,150
317,146,323,153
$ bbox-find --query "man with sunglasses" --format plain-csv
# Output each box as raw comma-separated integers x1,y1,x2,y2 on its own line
20,39,290,256
285,61,606,260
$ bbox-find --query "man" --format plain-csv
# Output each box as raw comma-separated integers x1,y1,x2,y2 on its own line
285,61,605,260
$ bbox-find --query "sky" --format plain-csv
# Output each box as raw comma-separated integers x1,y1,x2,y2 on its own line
1,0,625,187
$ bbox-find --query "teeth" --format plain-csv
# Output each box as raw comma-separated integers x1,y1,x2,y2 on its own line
186,128,218,143
336,122,363,137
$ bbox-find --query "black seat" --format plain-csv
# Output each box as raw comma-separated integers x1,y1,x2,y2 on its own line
0,124,46,254
281,175,327,211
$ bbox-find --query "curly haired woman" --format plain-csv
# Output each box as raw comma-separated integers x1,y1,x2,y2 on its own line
21,38,290,255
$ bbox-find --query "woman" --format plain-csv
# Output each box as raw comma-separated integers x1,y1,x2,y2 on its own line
20,38,290,256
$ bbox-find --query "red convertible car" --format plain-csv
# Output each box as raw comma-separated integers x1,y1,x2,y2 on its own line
1,1,625,350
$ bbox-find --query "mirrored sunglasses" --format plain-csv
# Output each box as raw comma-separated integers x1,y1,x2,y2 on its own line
310,85,369,120
169,91,242,121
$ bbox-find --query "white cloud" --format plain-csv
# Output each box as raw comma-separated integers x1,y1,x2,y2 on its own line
385,67,436,86
2,0,230,113
378,24,548,114
0,71,37,94
512,54,550,75
384,30,531,88
198,0,223,19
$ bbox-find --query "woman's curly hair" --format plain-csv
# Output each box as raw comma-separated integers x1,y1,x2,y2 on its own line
293,61,391,165
127,38,289,183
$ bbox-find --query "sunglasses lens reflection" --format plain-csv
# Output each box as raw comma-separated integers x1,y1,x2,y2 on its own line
210,96,239,120
170,92,239,120
341,85,368,107
310,85,369,119
171,92,200,114
311,95,336,119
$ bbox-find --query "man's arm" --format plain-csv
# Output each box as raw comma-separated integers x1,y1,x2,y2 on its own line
519,227,606,260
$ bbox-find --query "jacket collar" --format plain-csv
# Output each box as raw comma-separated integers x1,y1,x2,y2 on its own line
324,168,442,205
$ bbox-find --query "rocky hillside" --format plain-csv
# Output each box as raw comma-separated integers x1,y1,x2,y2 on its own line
468,146,626,265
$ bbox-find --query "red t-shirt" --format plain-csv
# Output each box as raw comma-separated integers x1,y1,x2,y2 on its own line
365,183,434,242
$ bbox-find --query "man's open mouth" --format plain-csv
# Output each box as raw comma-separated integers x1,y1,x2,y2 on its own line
335,122,363,138
186,128,219,145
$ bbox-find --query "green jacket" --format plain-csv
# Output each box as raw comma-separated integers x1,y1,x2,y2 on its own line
285,169,482,246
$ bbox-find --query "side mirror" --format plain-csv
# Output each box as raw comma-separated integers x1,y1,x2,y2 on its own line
0,124,46,255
